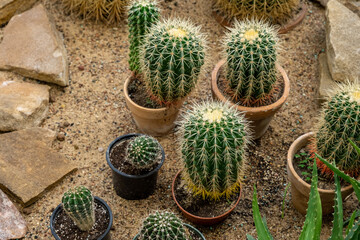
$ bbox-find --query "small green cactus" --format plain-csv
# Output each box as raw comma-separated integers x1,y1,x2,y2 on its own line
126,135,161,168
312,82,360,178
128,0,160,73
139,211,188,240
178,101,250,200
214,0,299,23
224,19,279,106
62,186,95,231
140,18,207,104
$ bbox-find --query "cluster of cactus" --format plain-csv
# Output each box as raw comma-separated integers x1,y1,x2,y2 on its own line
126,135,161,168
311,82,360,178
140,18,207,104
62,0,129,24
62,186,95,231
138,211,188,240
178,101,250,200
128,0,160,73
224,20,279,106
214,0,299,23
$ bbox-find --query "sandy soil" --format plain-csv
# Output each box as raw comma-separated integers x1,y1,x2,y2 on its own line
6,0,358,239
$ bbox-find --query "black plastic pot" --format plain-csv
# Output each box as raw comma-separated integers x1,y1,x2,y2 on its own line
106,133,165,200
132,224,206,240
50,196,113,240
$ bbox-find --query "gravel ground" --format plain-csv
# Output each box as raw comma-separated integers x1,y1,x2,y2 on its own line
8,0,358,239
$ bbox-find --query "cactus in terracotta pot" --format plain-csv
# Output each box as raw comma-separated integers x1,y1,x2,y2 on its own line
126,135,161,168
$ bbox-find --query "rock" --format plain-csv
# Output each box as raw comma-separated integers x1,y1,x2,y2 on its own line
326,0,360,83
345,1,360,17
0,0,38,25
318,53,338,102
0,128,77,206
0,189,27,239
0,4,69,86
0,72,50,132
57,132,65,141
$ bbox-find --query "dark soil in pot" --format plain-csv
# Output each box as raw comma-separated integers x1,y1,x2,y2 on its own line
173,172,240,218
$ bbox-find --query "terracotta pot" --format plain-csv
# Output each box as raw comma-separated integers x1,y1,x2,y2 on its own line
211,59,290,139
172,170,242,226
124,76,183,136
287,132,354,215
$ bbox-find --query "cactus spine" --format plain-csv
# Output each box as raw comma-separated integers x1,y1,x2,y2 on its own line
178,101,250,200
62,186,95,231
140,18,207,104
126,135,161,168
139,211,188,240
224,20,279,106
128,0,160,73
214,0,299,23
312,82,360,178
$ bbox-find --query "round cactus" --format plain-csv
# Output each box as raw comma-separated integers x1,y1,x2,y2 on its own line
128,0,160,73
311,82,360,178
178,101,251,200
62,186,95,231
214,0,299,23
224,19,279,106
126,135,161,168
61,0,129,24
139,211,188,240
140,18,207,104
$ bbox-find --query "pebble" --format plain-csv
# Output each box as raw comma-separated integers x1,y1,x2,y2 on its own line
98,147,104,153
57,132,65,141
78,65,85,71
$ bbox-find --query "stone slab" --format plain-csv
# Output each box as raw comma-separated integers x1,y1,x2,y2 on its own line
318,53,338,102
0,4,69,86
0,128,77,206
0,0,38,25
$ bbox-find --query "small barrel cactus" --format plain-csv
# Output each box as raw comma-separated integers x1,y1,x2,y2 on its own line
178,101,250,200
140,18,207,104
139,211,188,240
311,82,360,178
224,20,279,106
128,0,160,73
214,0,299,23
126,135,161,168
62,186,95,231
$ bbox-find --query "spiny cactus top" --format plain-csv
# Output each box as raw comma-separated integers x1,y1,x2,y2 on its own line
214,0,299,23
224,20,279,107
139,211,188,240
178,101,250,200
140,18,207,104
126,135,161,168
62,186,95,231
128,0,160,73
312,82,360,178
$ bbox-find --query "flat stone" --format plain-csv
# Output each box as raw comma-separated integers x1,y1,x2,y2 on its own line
0,128,77,206
0,189,27,239
318,53,338,102
0,72,50,132
0,4,69,86
326,0,360,83
0,0,38,25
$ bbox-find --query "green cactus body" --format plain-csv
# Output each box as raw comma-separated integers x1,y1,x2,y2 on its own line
128,0,160,73
313,82,360,178
179,101,250,200
140,19,206,104
126,135,161,168
62,186,95,231
214,0,299,23
224,20,278,106
139,211,188,240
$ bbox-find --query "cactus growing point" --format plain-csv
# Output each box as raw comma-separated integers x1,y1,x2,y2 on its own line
126,135,161,168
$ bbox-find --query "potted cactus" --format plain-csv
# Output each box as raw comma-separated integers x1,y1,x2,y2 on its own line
211,19,290,139
133,211,206,240
287,82,360,215
124,14,207,136
50,186,113,240
106,133,165,199
172,101,251,225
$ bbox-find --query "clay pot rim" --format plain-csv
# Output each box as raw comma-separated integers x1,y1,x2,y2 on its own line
211,59,290,114
287,132,354,194
106,133,165,179
171,169,242,222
